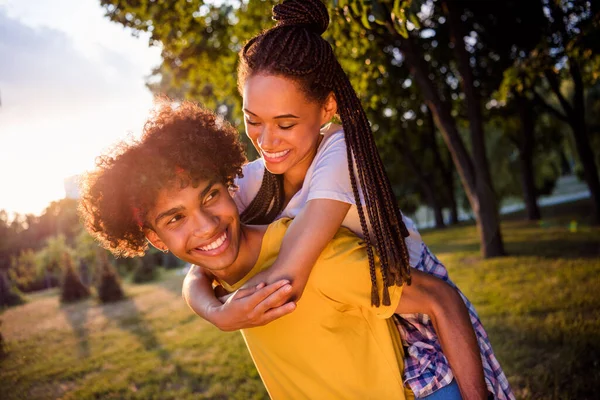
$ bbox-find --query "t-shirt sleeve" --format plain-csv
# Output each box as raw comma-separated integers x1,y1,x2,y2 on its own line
313,229,403,319
306,132,361,205
233,159,265,214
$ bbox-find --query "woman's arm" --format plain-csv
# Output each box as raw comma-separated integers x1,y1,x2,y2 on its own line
242,198,351,301
397,270,487,400
182,264,296,331
182,198,349,329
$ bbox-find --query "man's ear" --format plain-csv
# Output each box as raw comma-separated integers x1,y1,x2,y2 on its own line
321,92,338,125
144,229,168,252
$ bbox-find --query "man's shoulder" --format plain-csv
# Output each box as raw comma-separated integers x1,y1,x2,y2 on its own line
315,228,370,277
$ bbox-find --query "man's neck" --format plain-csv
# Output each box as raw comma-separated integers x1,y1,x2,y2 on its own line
216,224,267,286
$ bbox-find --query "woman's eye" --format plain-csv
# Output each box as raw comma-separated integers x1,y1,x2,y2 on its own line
279,124,296,130
245,118,260,126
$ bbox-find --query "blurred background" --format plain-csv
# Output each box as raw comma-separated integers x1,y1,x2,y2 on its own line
1,1,599,399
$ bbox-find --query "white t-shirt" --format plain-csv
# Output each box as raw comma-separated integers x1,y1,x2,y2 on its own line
233,125,424,267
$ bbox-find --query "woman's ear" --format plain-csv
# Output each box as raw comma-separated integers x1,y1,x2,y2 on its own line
321,92,338,124
144,229,168,253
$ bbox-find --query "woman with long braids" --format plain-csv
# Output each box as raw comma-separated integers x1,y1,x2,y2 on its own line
183,0,513,399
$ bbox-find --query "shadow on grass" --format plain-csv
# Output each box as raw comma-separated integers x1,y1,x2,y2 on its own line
502,198,594,224
101,298,170,361
100,298,212,395
505,238,600,259
61,299,91,359
486,318,600,399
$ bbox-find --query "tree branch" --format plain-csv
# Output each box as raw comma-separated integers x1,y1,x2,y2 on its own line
544,68,574,120
531,90,568,122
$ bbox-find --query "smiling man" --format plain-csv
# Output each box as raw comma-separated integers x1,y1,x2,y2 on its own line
80,101,485,399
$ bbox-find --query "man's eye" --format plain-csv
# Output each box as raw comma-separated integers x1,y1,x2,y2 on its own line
167,215,183,225
279,124,296,130
205,189,220,203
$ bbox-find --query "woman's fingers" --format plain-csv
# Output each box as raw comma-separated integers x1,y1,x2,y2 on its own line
258,301,296,325
253,283,293,314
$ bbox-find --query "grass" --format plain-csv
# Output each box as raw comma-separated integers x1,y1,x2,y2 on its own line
1,202,599,399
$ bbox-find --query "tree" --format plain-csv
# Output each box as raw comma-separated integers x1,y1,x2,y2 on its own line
132,250,160,283
38,235,70,290
0,211,26,307
499,0,600,223
9,249,39,292
60,253,90,304
328,0,544,255
96,251,125,304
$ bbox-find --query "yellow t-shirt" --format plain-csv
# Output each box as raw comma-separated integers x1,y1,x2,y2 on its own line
220,219,413,400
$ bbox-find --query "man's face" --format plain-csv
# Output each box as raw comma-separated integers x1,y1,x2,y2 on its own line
145,179,242,277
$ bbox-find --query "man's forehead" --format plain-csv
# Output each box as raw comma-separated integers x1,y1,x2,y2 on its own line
157,178,215,202
149,178,215,216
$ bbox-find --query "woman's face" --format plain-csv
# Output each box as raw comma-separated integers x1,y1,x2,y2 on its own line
242,74,336,178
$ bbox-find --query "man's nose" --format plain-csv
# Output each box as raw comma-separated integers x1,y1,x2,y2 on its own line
191,210,219,238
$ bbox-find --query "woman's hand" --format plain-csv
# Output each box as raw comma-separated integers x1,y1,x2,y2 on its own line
209,280,296,331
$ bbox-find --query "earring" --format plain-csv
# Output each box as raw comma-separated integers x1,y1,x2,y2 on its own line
161,248,169,254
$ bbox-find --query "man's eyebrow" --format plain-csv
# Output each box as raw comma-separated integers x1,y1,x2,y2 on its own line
154,180,218,226
243,109,299,119
154,206,184,226
200,180,218,199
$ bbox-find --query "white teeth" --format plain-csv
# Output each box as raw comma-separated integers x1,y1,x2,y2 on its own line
198,232,227,251
262,149,290,159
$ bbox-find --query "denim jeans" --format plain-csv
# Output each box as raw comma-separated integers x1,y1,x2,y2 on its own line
421,380,462,400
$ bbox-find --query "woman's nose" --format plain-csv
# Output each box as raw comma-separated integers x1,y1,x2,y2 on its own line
257,125,280,150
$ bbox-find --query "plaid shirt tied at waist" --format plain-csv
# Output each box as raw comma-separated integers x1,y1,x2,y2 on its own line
395,243,515,400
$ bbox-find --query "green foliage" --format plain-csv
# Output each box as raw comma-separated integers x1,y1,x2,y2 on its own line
37,235,72,289
131,252,160,284
0,320,5,359
0,271,26,309
333,0,421,37
9,249,39,292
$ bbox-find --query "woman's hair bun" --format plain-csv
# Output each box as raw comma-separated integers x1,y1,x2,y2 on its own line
272,0,329,35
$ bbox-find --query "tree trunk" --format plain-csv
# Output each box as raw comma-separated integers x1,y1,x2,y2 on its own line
545,63,600,224
400,33,509,255
392,136,446,229
447,163,459,225
516,94,541,221
443,0,505,256
425,107,458,225
570,60,600,224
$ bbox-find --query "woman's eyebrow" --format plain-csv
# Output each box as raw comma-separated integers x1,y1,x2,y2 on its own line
243,108,299,119
273,114,299,119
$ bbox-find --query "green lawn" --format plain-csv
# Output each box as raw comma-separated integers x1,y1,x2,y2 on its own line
1,208,599,399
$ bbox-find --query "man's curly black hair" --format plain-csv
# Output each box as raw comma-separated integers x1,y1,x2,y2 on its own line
79,100,247,257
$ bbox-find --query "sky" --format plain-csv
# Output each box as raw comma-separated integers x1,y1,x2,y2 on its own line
0,0,162,217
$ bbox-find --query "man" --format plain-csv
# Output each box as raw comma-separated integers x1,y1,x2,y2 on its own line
80,101,486,399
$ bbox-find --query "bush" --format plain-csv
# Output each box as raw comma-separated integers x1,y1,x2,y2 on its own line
0,271,25,309
0,321,6,359
60,254,90,304
132,254,159,283
96,253,125,304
